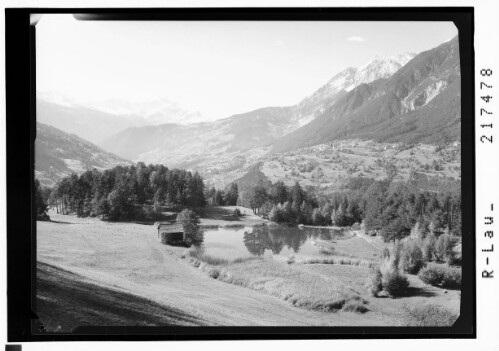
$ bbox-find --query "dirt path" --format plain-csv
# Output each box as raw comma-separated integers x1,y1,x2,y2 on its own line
37,212,395,327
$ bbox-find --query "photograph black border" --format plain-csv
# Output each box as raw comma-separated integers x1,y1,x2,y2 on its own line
5,7,475,342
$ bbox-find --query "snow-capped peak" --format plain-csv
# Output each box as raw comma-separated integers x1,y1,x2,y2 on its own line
345,52,417,91
85,98,204,125
37,92,205,126
292,51,418,130
37,91,76,108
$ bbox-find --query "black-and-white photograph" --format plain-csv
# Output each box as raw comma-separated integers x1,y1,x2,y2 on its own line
34,14,463,330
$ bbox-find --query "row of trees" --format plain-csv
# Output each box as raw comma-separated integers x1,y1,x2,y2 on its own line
241,176,462,242
48,163,206,221
205,183,239,206
333,176,462,241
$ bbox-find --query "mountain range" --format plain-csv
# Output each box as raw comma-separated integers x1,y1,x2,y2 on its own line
272,37,460,152
36,37,461,187
98,51,426,164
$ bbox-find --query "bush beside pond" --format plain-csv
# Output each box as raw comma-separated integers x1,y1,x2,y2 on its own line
418,263,461,289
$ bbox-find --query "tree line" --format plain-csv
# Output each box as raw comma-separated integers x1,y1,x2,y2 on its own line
47,163,206,221
240,175,462,242
205,182,239,206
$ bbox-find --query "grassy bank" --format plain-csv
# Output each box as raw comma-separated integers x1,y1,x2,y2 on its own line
198,206,267,227
184,248,368,313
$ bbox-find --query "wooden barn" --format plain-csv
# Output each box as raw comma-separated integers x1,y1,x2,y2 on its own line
156,222,185,245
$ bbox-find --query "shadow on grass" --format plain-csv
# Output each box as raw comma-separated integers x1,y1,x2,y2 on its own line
402,287,438,298
36,262,207,332
48,219,74,224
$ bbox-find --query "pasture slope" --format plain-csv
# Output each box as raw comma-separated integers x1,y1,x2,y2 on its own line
37,211,392,329
37,210,459,330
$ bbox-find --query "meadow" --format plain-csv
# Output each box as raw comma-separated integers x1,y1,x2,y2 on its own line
37,208,460,330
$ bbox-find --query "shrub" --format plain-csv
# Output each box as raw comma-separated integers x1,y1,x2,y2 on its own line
403,304,458,326
418,263,461,289
399,239,424,274
367,267,383,296
342,300,369,313
441,267,462,288
382,270,409,297
418,264,443,286
233,208,242,217
208,269,220,279
375,254,410,297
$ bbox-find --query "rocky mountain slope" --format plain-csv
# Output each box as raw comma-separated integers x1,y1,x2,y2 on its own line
35,122,131,187
272,37,460,153
292,52,416,127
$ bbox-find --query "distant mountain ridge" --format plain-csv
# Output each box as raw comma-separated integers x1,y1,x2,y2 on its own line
37,38,460,177
98,51,418,164
35,122,132,187
37,93,205,144
271,37,460,152
291,52,416,128
83,98,205,125
37,99,137,144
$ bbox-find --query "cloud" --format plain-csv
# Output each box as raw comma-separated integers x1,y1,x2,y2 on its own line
347,36,366,42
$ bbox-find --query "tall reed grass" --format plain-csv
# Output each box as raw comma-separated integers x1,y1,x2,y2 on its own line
182,248,367,313
300,256,375,268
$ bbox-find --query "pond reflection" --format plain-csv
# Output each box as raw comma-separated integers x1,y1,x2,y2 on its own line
243,226,308,255
201,225,349,259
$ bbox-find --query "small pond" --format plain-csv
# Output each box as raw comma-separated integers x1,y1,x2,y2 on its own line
199,225,352,260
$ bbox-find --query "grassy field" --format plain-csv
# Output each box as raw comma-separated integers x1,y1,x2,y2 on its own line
37,261,206,331
37,209,460,330
198,205,267,227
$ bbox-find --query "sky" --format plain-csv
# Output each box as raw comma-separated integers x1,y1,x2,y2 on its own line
36,15,458,121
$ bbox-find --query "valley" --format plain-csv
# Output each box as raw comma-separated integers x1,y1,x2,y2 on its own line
34,31,464,331
36,37,461,193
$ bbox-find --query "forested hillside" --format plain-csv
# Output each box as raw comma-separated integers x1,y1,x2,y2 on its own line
35,122,131,187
